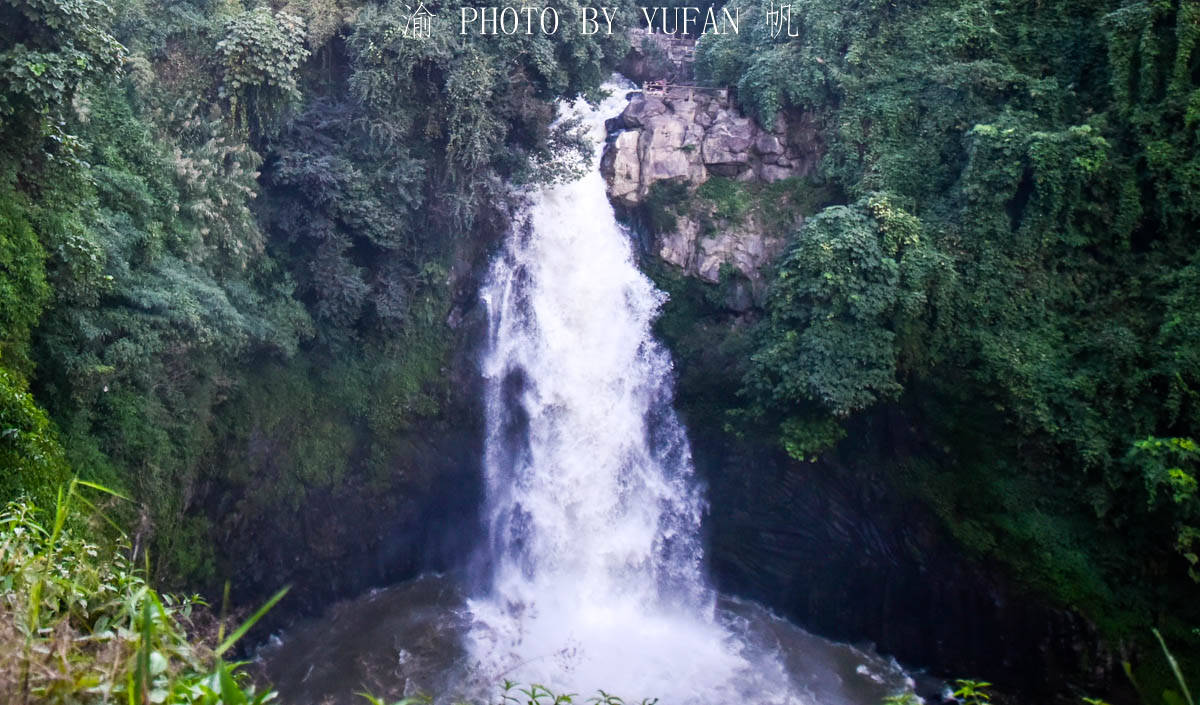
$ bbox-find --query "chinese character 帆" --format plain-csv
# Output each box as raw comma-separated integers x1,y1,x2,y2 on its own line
766,1,798,38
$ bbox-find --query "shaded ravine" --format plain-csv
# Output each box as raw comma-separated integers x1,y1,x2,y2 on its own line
260,81,918,705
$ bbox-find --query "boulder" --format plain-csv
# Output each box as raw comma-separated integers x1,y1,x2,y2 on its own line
620,95,667,128
701,116,754,170
694,214,785,301
601,130,642,207
758,164,796,183
639,114,691,182
659,216,700,271
753,134,784,156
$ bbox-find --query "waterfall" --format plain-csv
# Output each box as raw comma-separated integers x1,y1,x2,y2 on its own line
259,79,915,705
468,80,802,704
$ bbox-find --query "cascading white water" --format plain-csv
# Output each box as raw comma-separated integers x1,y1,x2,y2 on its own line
468,80,804,704
259,79,918,705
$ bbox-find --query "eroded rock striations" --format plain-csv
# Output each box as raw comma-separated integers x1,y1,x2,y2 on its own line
601,87,822,305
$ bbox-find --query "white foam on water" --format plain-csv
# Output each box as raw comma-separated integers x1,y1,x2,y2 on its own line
468,80,807,705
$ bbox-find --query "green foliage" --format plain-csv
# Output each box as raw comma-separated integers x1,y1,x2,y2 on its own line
943,640,1200,705
495,682,657,705
1128,437,1200,581
952,679,993,705
0,495,282,703
0,0,635,606
691,0,1200,658
642,179,690,234
778,413,846,462
641,256,759,451
17,81,314,580
266,95,433,333
696,176,752,222
211,339,447,514
0,193,50,365
169,108,269,268
747,196,938,419
516,116,594,186
0,367,71,510
1154,628,1196,705
660,174,839,241
216,8,310,131
0,0,125,153
266,0,635,340
359,694,432,705
756,176,842,232
281,0,353,49
357,682,659,705
1104,0,1200,236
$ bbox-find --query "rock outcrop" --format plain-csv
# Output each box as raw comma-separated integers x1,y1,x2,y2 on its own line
601,86,823,307
602,86,821,208
655,211,782,308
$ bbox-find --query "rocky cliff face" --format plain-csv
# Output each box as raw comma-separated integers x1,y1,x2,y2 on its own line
602,87,820,204
694,423,1126,702
605,87,1125,702
600,87,823,305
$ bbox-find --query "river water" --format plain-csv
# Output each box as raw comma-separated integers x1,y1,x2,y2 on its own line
260,80,917,705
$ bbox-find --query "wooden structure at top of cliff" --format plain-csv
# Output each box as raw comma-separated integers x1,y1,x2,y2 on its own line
640,82,729,103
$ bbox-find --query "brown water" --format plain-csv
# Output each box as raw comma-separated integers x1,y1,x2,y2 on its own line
257,574,925,705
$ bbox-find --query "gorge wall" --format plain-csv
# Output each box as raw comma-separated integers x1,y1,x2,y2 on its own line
199,202,505,633
600,86,1127,702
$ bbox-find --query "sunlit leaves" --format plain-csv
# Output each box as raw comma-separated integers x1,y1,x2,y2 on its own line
0,368,71,509
0,195,51,364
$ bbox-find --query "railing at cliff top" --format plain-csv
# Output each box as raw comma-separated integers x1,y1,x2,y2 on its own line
641,81,728,99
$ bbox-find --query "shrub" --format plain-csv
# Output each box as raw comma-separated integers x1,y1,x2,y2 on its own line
0,367,70,510
0,194,50,365
0,489,286,704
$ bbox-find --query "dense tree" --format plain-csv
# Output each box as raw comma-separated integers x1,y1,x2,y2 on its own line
692,0,1200,664
0,0,636,593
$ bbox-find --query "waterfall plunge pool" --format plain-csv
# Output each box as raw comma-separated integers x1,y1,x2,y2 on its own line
259,79,940,705
257,574,928,705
